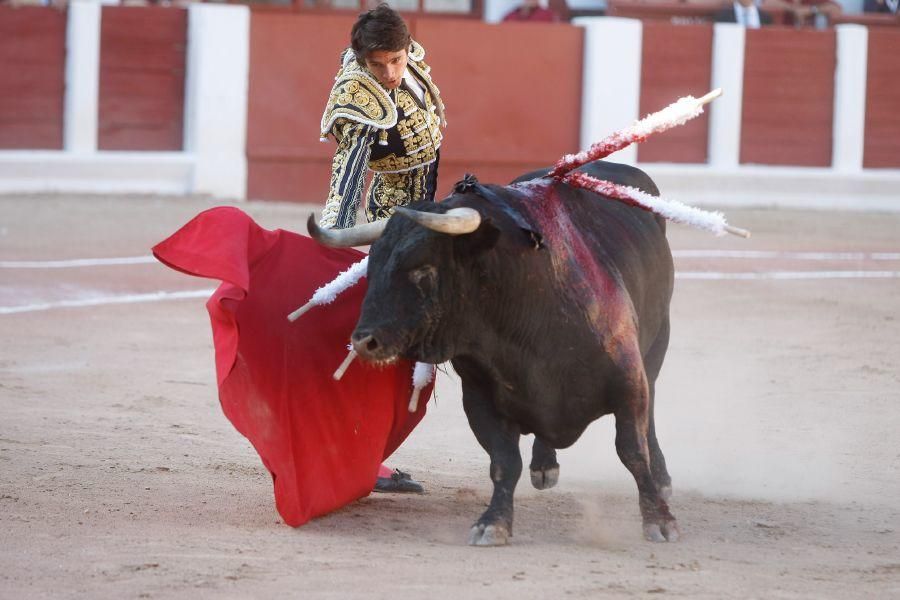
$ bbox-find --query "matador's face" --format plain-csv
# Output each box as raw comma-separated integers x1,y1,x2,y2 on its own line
364,49,409,91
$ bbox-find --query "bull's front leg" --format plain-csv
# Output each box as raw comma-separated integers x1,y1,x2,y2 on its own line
461,384,522,547
614,375,680,543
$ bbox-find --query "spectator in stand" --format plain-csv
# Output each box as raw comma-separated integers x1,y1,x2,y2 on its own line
502,0,560,22
864,0,898,13
782,0,842,27
714,0,774,26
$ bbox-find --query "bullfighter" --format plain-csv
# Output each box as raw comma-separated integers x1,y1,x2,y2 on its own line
319,3,447,493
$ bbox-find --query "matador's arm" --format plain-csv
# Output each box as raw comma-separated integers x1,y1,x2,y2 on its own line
320,120,376,230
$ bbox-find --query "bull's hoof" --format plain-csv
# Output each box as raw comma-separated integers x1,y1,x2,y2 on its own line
530,466,559,490
643,519,680,543
468,523,510,546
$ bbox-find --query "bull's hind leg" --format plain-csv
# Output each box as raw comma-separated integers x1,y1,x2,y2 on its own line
646,382,671,500
530,437,560,490
644,318,673,499
460,381,522,546
615,375,679,543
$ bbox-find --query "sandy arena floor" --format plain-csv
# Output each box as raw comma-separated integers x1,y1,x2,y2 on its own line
1,194,898,599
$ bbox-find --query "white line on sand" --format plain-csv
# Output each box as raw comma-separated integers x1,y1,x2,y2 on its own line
672,250,900,260
0,289,215,315
3,268,900,315
0,256,157,268
2,251,899,270
676,271,900,280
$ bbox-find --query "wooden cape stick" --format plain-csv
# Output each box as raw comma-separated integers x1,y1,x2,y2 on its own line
333,348,357,381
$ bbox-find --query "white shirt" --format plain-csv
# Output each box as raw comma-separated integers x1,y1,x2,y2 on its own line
402,69,426,105
733,1,762,28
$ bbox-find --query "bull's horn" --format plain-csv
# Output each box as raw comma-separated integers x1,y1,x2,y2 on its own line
307,214,388,247
396,207,481,235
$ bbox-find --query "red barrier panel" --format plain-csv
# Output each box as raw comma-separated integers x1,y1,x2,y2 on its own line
0,6,66,150
637,22,712,164
246,13,357,202
412,18,583,195
98,6,186,151
740,28,835,167
863,29,900,169
246,15,583,202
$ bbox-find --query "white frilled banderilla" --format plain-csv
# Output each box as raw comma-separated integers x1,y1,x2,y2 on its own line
548,88,750,238
287,257,369,322
289,87,749,410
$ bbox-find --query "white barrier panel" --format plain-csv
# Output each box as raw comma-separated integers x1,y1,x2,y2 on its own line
183,4,250,199
64,0,101,154
574,17,642,165
708,23,745,169
832,24,868,173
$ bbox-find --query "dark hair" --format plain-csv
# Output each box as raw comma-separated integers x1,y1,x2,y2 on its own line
351,3,411,65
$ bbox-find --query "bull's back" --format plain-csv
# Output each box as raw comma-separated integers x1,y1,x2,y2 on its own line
513,160,665,232
510,163,673,353
512,160,659,195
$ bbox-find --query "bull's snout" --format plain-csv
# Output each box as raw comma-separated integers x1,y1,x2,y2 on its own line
351,330,384,360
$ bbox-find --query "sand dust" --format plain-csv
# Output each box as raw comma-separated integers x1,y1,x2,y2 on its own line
1,195,898,599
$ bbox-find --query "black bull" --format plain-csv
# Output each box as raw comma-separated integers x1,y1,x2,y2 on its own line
309,160,678,546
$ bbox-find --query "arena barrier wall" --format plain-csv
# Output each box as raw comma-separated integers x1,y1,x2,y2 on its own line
246,13,363,203
98,6,187,152
246,15,583,202
863,28,900,169
0,2,247,197
1,6,899,208
411,17,583,198
0,6,66,150
741,28,836,167
637,21,712,165
581,19,900,209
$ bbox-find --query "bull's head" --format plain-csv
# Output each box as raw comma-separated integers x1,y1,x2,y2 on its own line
308,200,502,365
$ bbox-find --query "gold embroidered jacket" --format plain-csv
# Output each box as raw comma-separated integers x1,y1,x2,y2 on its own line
319,41,446,229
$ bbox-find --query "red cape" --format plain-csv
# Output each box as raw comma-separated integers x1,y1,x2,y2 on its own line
152,206,430,526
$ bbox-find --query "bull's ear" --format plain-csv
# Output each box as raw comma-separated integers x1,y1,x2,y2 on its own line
453,217,500,258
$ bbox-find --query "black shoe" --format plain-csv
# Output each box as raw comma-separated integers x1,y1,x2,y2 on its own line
373,469,425,494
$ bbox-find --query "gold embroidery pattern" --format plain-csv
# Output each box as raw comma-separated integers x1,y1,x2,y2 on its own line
320,120,373,229
320,62,397,138
368,150,438,174
409,58,446,128
366,168,428,222
368,87,442,173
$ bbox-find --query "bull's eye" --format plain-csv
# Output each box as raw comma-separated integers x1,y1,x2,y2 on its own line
409,265,437,296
